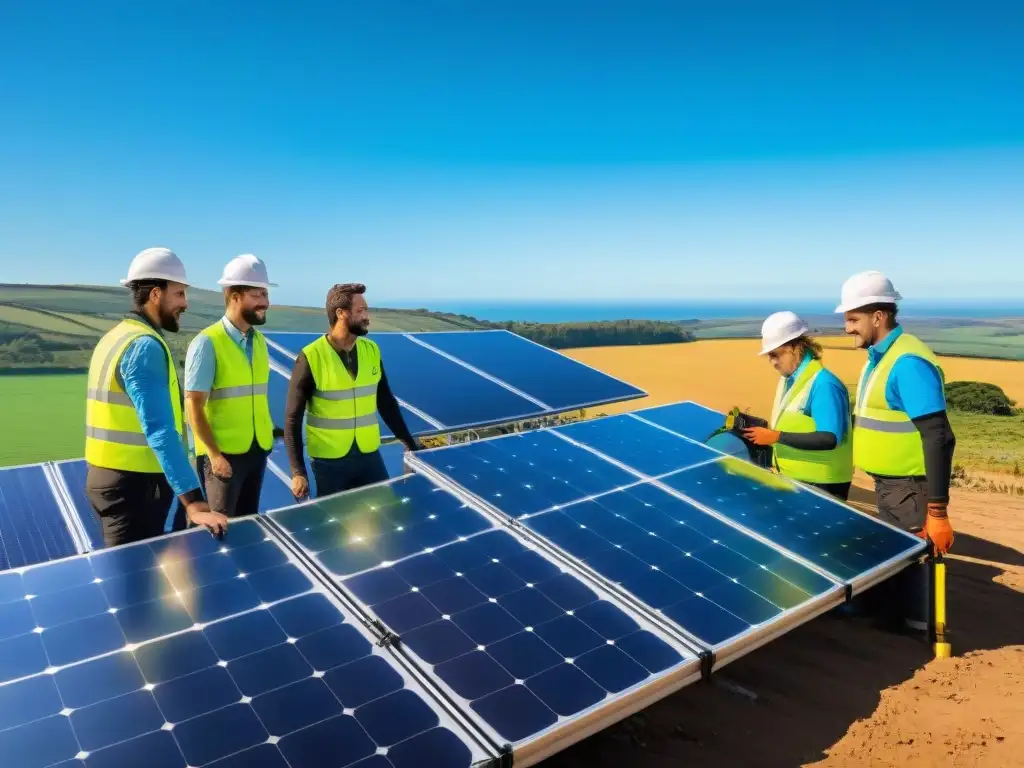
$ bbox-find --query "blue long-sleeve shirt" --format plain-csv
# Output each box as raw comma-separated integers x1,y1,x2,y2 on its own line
118,335,201,497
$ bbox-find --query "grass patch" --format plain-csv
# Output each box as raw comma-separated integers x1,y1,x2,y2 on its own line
947,410,1024,475
0,374,86,465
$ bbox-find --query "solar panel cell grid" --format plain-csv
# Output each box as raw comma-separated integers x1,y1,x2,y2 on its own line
553,415,722,477
267,474,697,747
0,520,481,768
660,457,924,581
0,465,79,572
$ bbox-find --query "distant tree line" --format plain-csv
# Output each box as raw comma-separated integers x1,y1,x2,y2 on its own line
487,320,696,349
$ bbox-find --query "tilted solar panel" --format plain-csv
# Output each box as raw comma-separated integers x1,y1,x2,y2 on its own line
0,464,79,571
264,473,703,762
630,401,733,444
262,330,646,437
52,460,105,551
0,519,492,768
412,330,645,411
409,429,846,666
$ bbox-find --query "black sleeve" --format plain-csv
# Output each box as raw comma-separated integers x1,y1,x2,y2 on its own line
777,431,838,451
284,352,315,478
912,410,956,504
376,363,418,449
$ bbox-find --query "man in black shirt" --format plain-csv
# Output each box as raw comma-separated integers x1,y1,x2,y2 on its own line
284,283,420,499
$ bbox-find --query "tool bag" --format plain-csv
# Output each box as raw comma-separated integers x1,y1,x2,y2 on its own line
704,406,774,469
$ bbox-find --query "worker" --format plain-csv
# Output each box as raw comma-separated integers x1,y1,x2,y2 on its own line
741,311,854,501
837,270,956,629
84,248,228,546
180,255,276,527
284,283,421,499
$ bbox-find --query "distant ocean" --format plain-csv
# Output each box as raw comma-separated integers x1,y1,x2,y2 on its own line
407,300,1024,323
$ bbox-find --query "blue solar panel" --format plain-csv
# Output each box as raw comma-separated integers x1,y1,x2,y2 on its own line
0,519,488,767
415,430,638,519
516,481,839,648
266,474,700,747
553,414,722,477
0,465,79,572
54,460,104,551
630,401,731,444
659,457,926,586
414,330,645,410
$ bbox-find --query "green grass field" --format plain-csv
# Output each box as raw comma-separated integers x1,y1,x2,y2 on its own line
0,374,86,465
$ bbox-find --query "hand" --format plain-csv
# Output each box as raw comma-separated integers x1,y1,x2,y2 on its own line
209,453,233,480
742,427,781,446
404,439,422,453
291,475,309,499
186,501,228,538
917,502,955,554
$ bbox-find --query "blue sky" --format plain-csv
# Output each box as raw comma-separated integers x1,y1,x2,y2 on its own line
1,1,1022,307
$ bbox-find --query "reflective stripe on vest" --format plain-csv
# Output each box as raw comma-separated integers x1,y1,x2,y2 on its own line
303,335,382,459
853,332,944,477
192,322,274,456
770,359,853,484
85,318,182,473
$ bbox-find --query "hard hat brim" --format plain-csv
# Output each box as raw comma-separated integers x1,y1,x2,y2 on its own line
834,295,899,313
758,327,808,355
120,273,193,287
216,278,278,289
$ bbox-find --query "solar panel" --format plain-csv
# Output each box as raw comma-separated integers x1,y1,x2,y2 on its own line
658,457,926,594
52,460,104,551
264,473,703,755
0,464,80,571
412,330,645,411
262,330,646,437
0,519,492,768
409,429,846,664
630,401,732,444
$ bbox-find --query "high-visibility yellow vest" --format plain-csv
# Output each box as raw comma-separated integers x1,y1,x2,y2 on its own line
853,332,944,477
303,335,382,459
192,320,274,456
85,318,182,473
770,359,854,484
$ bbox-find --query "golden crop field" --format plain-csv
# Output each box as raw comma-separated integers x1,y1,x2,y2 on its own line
566,338,1024,420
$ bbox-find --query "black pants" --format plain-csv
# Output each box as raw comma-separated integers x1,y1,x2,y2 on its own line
170,442,268,530
807,480,852,502
310,450,389,498
85,465,174,548
848,475,931,627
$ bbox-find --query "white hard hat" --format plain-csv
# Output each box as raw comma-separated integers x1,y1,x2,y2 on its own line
120,247,191,286
759,310,809,355
835,270,902,313
216,254,276,289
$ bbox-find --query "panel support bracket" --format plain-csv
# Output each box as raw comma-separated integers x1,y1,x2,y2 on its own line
699,649,716,681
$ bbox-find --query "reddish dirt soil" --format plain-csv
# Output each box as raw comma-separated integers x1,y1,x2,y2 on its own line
543,479,1024,768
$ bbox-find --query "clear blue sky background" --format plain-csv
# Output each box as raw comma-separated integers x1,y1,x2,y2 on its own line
1,1,1022,308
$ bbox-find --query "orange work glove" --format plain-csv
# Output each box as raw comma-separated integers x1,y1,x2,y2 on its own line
917,502,955,554
742,427,781,446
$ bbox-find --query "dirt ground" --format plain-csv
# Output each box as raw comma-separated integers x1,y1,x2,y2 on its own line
541,479,1024,768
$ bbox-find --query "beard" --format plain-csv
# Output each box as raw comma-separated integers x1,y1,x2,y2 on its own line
347,318,369,336
158,302,182,333
243,307,267,326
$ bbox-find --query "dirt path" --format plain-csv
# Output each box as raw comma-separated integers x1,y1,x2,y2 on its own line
543,481,1024,768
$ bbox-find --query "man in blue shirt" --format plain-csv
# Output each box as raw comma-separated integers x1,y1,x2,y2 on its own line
85,248,228,546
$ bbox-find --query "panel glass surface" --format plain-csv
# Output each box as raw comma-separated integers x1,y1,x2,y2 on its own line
0,519,480,768
660,457,925,580
0,465,78,571
55,460,106,551
631,402,730,444
517,482,836,647
268,475,694,746
415,330,645,410
416,431,638,518
553,415,721,477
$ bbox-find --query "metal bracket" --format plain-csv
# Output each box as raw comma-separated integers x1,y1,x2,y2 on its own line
699,649,716,681
495,743,514,767
370,619,400,648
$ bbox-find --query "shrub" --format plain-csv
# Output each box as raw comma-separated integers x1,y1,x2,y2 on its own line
944,381,1017,416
